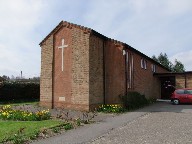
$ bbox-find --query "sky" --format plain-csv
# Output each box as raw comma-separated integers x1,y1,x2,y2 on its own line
0,0,192,78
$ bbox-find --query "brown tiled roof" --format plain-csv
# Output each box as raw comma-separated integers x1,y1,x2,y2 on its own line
39,20,127,46
39,20,170,71
39,21,94,46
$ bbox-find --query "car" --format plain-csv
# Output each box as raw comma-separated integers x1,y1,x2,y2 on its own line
171,88,192,105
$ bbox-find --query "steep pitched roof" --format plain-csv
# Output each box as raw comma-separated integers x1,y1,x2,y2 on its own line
40,20,170,71
39,21,101,46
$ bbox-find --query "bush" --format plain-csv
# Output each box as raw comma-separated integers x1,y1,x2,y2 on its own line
0,81,39,102
122,91,149,110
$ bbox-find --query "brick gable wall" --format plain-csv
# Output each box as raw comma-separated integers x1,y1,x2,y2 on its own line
52,26,90,111
40,35,54,108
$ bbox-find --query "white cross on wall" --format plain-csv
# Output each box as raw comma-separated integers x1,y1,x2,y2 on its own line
58,39,68,71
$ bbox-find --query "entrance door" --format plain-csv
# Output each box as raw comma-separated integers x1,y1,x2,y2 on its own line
160,76,175,99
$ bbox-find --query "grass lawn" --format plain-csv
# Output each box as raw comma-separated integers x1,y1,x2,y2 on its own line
0,120,63,143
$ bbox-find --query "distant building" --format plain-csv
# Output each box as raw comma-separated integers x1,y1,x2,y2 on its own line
39,21,192,111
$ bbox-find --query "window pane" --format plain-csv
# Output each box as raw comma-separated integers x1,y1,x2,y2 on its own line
186,90,192,94
176,90,184,94
144,60,147,69
141,59,143,68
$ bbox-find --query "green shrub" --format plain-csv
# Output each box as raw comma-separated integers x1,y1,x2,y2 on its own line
62,123,73,130
122,91,149,110
0,81,40,101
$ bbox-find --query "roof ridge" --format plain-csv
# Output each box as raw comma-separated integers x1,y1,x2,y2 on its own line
39,20,93,45
40,20,125,46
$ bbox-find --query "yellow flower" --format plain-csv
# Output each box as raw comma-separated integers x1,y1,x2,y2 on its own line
2,112,7,116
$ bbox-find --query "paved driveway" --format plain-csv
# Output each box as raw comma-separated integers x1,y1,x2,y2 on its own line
32,101,192,144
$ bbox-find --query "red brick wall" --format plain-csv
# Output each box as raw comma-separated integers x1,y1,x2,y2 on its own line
51,26,91,111
133,53,168,99
89,35,104,105
104,41,170,102
105,41,125,104
53,26,73,108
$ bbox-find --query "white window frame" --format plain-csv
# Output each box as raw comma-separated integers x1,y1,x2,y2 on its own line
144,60,147,70
141,58,144,68
151,64,156,72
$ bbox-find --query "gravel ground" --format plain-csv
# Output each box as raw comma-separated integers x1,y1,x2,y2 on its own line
89,112,192,144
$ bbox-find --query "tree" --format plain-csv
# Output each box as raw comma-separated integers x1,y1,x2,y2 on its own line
152,53,172,70
2,75,10,80
152,53,185,72
172,59,185,72
152,55,158,62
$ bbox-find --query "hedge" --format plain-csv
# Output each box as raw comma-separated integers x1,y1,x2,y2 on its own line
122,91,149,110
0,81,39,102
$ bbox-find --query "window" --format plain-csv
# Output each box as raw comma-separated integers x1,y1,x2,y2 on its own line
126,51,134,89
144,60,147,69
185,90,192,94
141,59,144,68
151,64,156,73
141,58,147,69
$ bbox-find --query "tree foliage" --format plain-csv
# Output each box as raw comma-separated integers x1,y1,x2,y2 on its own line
152,53,185,72
172,59,185,72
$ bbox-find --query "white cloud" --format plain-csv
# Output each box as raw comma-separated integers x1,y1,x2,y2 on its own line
170,51,192,71
163,0,192,16
81,0,192,61
0,0,192,77
0,0,46,77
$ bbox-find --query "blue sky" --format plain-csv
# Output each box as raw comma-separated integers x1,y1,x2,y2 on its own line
0,0,192,78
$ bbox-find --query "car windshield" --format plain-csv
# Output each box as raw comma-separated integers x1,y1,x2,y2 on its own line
185,90,192,94
176,90,184,94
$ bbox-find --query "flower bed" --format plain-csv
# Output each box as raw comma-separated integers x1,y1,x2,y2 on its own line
97,104,125,113
0,105,51,121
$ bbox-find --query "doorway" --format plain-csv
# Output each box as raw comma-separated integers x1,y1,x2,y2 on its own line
160,76,175,99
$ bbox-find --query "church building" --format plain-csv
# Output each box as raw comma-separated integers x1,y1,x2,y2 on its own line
39,21,192,111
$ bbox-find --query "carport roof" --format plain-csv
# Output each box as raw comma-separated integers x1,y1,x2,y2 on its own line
154,71,192,77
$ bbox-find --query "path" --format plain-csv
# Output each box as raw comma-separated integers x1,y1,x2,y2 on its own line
32,101,192,144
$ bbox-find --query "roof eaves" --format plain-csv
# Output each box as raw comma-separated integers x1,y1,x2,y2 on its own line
123,44,171,71
154,71,192,76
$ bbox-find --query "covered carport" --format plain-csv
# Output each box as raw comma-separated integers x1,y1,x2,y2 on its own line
154,71,192,99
